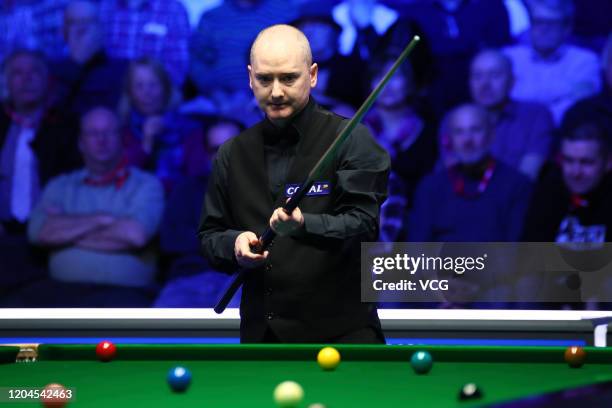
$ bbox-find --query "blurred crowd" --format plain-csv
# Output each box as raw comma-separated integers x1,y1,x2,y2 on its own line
0,0,611,309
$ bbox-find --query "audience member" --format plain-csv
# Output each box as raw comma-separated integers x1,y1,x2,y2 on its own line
121,58,200,192
365,57,437,205
292,10,360,111
1,107,164,307
0,48,81,296
50,0,127,115
562,33,612,144
404,0,512,116
469,49,554,179
99,0,191,85
155,117,242,307
523,123,612,242
1,49,81,227
409,104,532,242
189,0,298,109
521,123,612,309
504,0,601,124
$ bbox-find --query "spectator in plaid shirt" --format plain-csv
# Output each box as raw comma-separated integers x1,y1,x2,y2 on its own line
50,0,127,116
99,0,191,86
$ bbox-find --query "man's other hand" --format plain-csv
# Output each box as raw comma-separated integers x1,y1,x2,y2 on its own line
234,231,269,268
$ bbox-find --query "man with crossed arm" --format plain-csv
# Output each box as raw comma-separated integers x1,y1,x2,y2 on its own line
1,107,164,307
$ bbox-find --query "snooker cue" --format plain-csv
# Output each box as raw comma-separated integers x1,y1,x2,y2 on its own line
214,35,421,314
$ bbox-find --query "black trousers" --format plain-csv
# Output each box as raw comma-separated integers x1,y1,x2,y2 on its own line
260,326,385,344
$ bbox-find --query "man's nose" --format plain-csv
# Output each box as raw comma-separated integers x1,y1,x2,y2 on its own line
568,164,582,177
271,80,284,98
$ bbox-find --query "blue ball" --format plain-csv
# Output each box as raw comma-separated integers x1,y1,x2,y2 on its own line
410,350,433,374
167,366,192,392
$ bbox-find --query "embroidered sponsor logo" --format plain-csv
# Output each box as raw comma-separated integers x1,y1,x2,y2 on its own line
285,181,331,197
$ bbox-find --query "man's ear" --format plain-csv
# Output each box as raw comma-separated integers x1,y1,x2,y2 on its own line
248,65,253,90
310,63,318,88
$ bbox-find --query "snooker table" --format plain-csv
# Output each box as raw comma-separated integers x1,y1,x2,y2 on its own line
1,344,611,407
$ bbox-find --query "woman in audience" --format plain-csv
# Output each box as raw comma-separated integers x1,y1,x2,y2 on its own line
121,57,200,192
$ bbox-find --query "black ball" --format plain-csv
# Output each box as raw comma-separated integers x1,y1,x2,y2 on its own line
459,383,482,400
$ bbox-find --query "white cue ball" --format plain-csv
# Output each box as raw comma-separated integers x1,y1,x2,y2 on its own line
273,380,304,408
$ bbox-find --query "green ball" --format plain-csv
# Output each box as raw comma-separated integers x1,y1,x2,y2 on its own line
410,350,433,374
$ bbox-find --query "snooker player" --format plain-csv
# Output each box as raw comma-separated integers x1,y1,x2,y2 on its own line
198,24,390,343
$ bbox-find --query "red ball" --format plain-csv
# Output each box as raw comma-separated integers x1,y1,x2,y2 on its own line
564,346,586,368
95,340,117,362
40,383,69,407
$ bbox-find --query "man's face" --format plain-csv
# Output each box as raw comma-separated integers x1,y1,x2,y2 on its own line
373,62,412,109
449,108,491,164
6,54,48,109
64,2,102,53
470,53,512,108
249,43,317,124
561,140,607,195
79,110,122,166
529,5,571,56
130,65,165,116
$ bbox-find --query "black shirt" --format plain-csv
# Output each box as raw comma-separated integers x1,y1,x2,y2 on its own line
199,98,390,271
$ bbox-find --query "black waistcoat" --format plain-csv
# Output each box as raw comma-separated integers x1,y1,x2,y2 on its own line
226,104,381,342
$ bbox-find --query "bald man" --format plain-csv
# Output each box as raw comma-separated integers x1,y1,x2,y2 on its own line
198,25,390,343
469,49,554,180
0,107,165,307
410,104,532,242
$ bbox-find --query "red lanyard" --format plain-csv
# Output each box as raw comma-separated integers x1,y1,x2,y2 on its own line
84,158,130,189
570,194,589,210
3,105,42,129
450,158,496,198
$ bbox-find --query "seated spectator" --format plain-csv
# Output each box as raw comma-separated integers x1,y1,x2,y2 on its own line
504,0,601,124
121,58,201,192
0,107,164,307
292,9,360,112
189,0,298,120
523,123,612,242
409,104,532,242
50,0,127,115
470,49,555,180
0,49,81,297
155,117,242,308
365,57,437,207
99,0,190,85
521,123,612,309
562,33,612,144
403,0,512,116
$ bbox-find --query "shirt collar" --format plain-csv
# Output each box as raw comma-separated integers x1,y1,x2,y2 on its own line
496,100,519,121
531,45,567,63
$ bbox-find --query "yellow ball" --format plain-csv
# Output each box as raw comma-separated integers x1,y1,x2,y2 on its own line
317,347,341,371
273,380,304,408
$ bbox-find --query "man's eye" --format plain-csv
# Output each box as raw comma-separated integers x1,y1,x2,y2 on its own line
257,76,272,84
281,75,298,83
